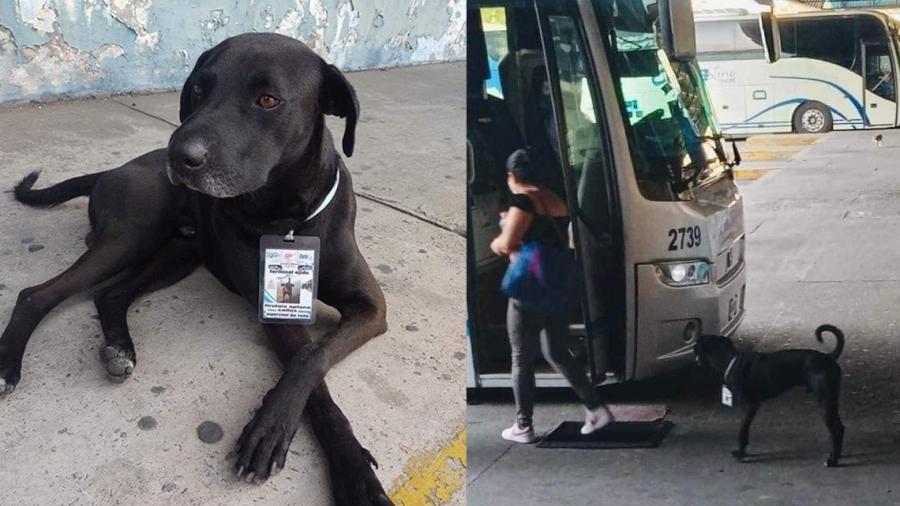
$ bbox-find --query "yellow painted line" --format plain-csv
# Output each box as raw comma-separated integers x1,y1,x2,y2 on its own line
389,427,467,506
741,150,798,162
733,168,771,181
746,134,821,146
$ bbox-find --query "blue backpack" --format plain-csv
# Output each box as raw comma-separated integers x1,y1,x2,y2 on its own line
500,217,579,312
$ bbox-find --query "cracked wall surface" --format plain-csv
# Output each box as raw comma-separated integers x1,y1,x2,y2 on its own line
0,0,465,103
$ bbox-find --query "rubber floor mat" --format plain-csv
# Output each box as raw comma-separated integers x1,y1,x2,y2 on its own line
536,420,674,449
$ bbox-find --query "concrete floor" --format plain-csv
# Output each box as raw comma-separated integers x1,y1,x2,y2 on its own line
468,129,900,506
0,62,465,505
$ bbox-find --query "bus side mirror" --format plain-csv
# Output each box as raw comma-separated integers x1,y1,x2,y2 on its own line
759,12,782,63
658,0,696,61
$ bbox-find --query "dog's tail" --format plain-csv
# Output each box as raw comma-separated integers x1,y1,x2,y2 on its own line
13,170,105,208
815,324,845,359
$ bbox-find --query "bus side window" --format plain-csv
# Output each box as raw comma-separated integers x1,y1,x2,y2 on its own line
734,21,765,60
695,20,737,61
482,7,509,100
789,18,855,72
695,19,764,62
778,19,797,58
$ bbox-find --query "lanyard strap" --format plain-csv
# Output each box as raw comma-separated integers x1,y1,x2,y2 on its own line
723,356,738,383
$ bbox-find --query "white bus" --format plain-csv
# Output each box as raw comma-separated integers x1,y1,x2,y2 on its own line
466,0,777,391
695,10,900,135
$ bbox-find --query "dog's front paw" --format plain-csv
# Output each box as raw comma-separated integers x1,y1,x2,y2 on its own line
731,449,747,461
825,457,839,468
329,444,393,506
101,345,135,382
234,390,301,483
0,375,18,395
0,355,22,396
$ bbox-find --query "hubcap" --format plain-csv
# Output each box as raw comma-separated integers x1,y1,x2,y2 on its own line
801,109,826,132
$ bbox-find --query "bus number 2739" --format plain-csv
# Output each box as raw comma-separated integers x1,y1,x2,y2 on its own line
668,226,702,251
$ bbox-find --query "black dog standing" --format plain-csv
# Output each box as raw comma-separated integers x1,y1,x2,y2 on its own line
694,325,846,467
0,33,392,505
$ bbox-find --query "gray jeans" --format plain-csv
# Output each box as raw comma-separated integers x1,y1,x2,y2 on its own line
507,299,601,428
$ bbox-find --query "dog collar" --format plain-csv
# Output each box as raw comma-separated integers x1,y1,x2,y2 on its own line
723,356,738,383
305,168,341,222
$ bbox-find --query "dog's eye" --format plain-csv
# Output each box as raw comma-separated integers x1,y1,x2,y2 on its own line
192,84,203,96
257,95,280,109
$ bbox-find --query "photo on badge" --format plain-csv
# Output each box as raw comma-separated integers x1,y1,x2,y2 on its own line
467,0,900,505
0,3,465,506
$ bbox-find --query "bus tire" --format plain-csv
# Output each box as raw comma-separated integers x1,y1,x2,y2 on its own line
792,102,833,134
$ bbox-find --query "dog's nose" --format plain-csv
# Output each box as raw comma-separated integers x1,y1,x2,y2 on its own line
173,138,208,170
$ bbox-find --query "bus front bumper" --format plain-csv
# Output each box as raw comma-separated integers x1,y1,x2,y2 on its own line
632,253,747,381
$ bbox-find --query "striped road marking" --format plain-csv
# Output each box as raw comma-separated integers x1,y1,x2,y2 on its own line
734,168,771,181
740,150,798,162
389,426,467,506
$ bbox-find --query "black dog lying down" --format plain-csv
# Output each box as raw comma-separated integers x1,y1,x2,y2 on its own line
694,325,845,467
0,33,392,505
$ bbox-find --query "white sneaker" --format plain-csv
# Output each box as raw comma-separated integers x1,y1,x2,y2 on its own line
501,423,537,443
581,405,614,435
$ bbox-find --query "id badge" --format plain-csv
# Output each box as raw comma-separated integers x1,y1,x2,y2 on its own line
259,234,320,324
721,385,733,407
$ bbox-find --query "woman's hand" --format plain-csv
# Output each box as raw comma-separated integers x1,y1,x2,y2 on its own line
490,236,506,256
490,206,532,257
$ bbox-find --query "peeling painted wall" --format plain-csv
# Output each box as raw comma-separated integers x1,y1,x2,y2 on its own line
0,0,465,103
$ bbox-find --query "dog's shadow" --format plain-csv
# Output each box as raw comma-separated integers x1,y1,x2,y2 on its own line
738,450,887,467
738,450,808,464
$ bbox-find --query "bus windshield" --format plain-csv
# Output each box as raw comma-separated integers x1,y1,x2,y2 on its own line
599,0,725,200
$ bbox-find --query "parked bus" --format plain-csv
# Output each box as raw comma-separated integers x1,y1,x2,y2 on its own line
467,0,772,391
695,10,899,135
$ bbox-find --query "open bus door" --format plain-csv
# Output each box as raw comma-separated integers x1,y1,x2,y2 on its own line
467,0,626,390
533,0,628,383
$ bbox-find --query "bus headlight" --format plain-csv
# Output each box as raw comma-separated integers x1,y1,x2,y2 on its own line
655,261,711,287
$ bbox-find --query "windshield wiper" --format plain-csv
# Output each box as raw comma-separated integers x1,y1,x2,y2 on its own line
671,162,708,194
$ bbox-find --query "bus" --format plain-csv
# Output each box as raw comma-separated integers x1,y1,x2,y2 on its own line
695,10,900,135
467,0,768,391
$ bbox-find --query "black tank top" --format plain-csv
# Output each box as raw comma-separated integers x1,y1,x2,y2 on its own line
509,193,569,250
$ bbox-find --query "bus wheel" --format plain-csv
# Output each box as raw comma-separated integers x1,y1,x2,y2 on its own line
793,102,833,134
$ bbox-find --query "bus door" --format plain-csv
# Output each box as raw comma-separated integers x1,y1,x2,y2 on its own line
534,0,627,381
469,3,587,387
860,17,897,127
467,5,521,386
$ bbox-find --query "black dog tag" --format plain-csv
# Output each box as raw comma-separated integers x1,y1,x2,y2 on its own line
259,233,320,324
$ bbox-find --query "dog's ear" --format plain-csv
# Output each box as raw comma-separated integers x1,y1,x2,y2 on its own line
320,63,359,157
179,49,213,123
